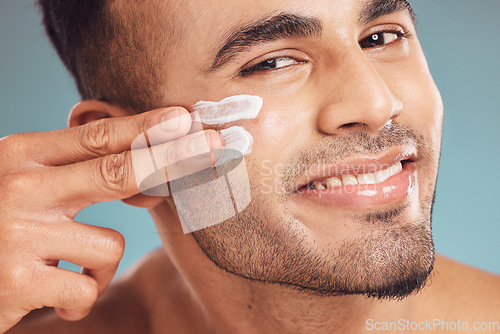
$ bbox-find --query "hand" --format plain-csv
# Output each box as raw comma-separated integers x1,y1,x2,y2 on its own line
0,106,222,332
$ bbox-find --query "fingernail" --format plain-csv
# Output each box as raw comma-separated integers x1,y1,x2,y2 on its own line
190,132,212,159
161,109,180,132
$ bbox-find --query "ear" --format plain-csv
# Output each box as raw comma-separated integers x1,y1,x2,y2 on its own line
68,100,167,208
68,100,135,127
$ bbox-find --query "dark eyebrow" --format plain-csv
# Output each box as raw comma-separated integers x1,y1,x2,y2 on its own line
359,0,416,26
208,13,322,71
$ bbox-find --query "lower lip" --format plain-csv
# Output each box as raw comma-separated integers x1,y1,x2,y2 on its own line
295,162,416,208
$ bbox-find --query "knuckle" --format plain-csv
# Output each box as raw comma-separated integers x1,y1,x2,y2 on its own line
1,265,30,292
96,152,130,192
0,133,24,146
80,119,110,155
99,229,126,262
0,133,26,156
164,143,181,165
70,278,98,308
0,135,14,153
1,219,27,243
80,280,99,306
0,173,30,198
141,112,155,133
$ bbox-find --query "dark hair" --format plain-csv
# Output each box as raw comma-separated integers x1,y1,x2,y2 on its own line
36,0,175,112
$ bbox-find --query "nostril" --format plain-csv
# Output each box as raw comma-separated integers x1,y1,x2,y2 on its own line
339,122,367,130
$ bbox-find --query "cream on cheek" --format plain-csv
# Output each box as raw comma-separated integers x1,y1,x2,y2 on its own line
194,95,263,125
193,95,263,165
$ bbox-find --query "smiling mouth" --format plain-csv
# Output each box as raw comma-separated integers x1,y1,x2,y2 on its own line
301,160,409,191
291,150,417,208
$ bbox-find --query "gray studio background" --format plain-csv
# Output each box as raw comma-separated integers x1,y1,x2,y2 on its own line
1,1,499,275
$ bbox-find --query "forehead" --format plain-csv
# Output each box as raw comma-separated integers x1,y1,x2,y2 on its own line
174,0,412,32
109,0,415,107
169,0,411,60
178,0,356,42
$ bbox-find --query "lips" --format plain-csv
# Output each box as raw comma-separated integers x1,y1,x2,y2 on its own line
292,148,417,208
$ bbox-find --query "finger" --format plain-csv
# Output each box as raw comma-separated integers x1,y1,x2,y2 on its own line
0,107,192,167
38,130,224,213
39,267,99,321
35,221,124,297
121,193,167,208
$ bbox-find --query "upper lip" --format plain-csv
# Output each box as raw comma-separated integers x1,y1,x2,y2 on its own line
292,146,417,192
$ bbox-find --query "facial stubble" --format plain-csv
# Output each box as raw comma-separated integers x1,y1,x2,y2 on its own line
190,122,436,300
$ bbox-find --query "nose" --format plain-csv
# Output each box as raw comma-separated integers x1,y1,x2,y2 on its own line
316,50,403,135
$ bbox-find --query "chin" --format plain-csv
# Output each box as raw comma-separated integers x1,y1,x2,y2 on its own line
192,185,435,300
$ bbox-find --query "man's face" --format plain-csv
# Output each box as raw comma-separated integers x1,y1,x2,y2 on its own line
150,0,443,299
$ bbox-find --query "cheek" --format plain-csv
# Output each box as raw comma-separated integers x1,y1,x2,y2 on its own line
404,78,443,167
386,55,444,196
385,51,444,148
244,93,316,166
234,91,318,198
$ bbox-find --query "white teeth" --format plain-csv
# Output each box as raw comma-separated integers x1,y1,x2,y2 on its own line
387,162,402,177
394,161,403,174
308,161,405,190
326,177,342,188
357,172,376,185
314,181,326,190
342,175,359,185
374,167,391,183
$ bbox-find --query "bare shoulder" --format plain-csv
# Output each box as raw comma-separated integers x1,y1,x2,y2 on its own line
416,254,500,319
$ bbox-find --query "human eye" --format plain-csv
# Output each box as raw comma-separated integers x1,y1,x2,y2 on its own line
359,28,409,49
239,56,303,77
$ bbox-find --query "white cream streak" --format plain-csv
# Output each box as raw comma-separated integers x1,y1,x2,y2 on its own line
193,95,263,125
216,126,254,166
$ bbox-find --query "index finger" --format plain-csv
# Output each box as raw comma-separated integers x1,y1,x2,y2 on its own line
38,130,224,215
5,106,192,167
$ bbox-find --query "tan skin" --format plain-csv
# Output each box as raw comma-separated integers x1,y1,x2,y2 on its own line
4,0,500,333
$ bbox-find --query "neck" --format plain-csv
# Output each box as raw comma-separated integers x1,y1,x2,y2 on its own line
200,274,418,333
201,282,397,333
149,203,414,334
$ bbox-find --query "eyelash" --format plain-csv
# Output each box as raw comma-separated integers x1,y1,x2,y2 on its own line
238,28,410,77
239,57,304,77
358,28,410,49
